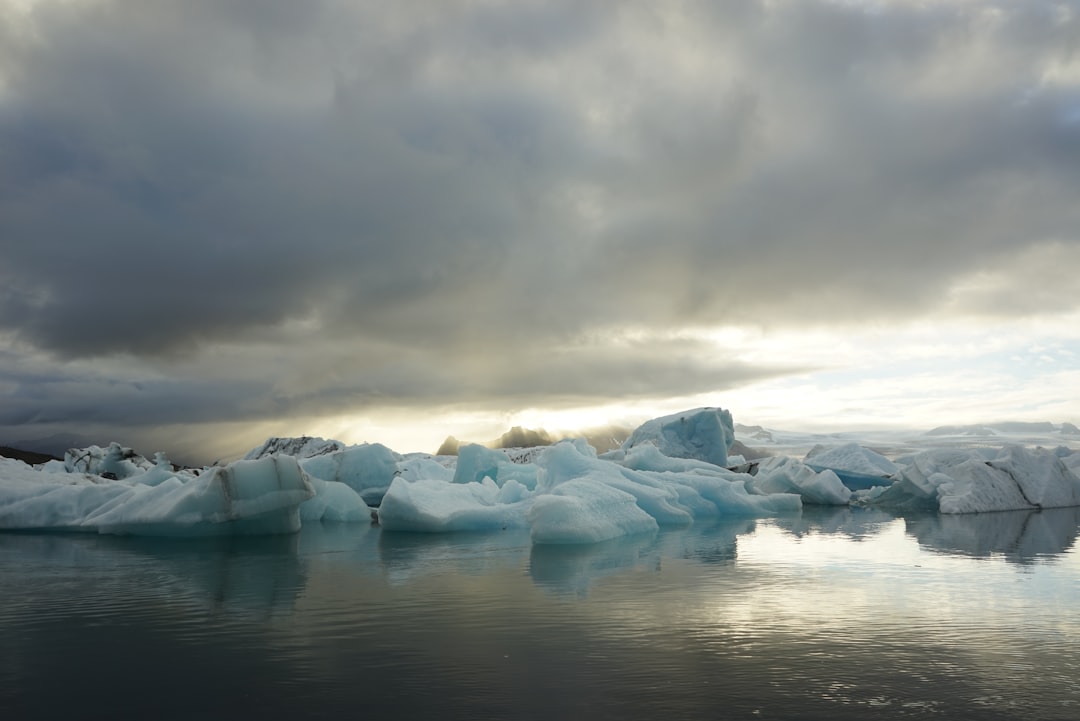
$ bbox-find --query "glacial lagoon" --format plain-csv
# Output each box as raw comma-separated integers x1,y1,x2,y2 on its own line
2,506,1079,720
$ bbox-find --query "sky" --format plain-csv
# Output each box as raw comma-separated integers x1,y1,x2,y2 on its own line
1,0,1079,462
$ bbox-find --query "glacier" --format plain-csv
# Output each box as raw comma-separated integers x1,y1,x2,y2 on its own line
2,406,1080,542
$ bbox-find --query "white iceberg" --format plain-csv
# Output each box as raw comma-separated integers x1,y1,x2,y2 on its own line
0,455,314,535
453,443,540,489
378,477,532,532
396,453,455,483
299,478,373,523
298,442,401,506
377,438,800,544
528,479,659,545
616,407,736,467
803,442,897,491
6,407,1077,542
749,456,852,506
863,445,1080,514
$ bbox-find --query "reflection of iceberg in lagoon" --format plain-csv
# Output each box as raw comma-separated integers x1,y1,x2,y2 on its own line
770,506,900,541
903,506,1080,563
376,529,532,585
529,533,660,597
0,532,307,621
528,519,755,597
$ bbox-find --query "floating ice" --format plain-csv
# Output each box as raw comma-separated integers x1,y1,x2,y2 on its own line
377,438,800,544
396,453,455,482
528,479,659,544
0,455,314,535
804,442,898,476
6,408,1078,542
615,443,735,476
65,442,154,479
378,477,531,532
299,478,373,523
298,442,401,506
750,456,852,506
863,445,1080,514
453,443,540,489
804,442,897,490
618,407,735,467
1059,448,1080,475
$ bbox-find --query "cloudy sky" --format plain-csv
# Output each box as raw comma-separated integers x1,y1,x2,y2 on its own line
2,0,1079,461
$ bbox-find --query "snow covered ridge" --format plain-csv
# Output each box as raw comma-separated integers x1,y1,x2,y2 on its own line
2,408,1080,542
243,436,346,460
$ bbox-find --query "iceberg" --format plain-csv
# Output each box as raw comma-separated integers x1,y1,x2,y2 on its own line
298,442,401,506
5,407,1078,543
749,456,853,506
65,442,155,479
803,442,897,491
616,407,735,467
299,478,373,523
0,455,314,536
528,479,659,544
453,443,540,489
377,438,800,544
863,445,1080,514
378,477,532,532
397,453,455,483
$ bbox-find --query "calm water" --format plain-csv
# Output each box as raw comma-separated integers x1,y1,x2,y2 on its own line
2,507,1079,720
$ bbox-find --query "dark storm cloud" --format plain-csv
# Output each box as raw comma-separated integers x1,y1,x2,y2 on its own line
1,0,1078,445
0,358,265,425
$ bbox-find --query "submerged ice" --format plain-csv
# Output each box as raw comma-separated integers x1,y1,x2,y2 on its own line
3,407,1080,542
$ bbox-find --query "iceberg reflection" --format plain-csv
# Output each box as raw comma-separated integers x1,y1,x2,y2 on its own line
903,506,1080,563
0,532,306,621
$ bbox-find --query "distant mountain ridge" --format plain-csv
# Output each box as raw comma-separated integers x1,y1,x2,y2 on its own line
1,432,98,458
0,446,60,465
926,422,1079,437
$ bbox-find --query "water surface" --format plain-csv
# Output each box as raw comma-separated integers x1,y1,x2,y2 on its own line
2,507,1079,720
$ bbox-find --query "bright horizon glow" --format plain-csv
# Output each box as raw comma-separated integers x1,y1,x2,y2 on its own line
304,316,1080,456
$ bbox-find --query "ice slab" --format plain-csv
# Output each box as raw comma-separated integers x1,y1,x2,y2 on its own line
804,442,898,476
0,456,314,536
527,479,659,545
64,442,155,479
863,445,1080,514
453,443,540,489
300,478,373,523
379,438,800,544
803,442,897,490
299,443,401,506
750,456,853,505
378,477,531,532
618,407,735,467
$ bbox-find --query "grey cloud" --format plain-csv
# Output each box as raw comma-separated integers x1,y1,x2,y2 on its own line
1,0,1078,450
